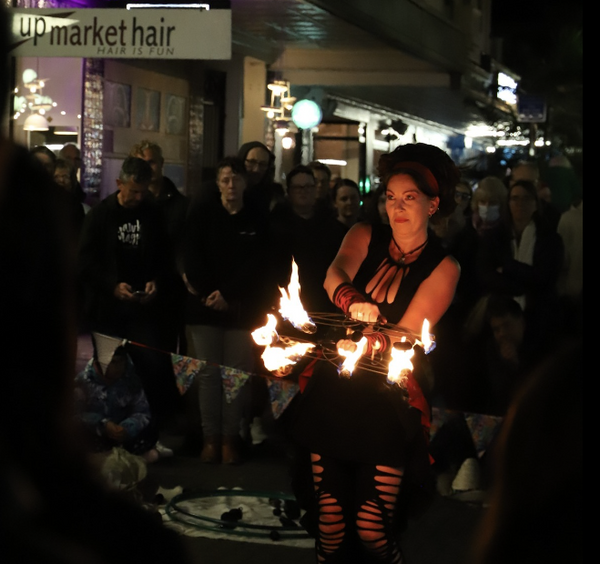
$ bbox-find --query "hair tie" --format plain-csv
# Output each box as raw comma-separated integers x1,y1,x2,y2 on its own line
393,161,439,196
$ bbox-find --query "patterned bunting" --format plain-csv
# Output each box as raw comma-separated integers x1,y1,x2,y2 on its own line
430,407,459,442
266,377,300,420
220,366,252,403
464,411,504,458
171,354,206,395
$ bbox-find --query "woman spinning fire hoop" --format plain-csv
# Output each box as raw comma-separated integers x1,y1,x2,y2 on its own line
291,143,461,563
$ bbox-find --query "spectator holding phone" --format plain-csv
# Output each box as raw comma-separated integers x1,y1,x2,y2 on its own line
78,157,180,436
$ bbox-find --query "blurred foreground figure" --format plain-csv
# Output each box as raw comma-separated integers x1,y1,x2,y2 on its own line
0,5,194,563
471,339,582,564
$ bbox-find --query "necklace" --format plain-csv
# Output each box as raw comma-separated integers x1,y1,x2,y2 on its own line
391,237,428,265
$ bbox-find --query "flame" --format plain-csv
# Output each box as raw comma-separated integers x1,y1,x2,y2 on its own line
251,313,279,346
338,336,368,378
387,337,415,385
278,258,317,334
261,340,315,375
418,318,435,353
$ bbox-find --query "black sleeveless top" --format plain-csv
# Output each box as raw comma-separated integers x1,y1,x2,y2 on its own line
291,223,448,466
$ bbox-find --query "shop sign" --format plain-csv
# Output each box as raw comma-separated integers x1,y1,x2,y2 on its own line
517,94,547,123
8,8,231,59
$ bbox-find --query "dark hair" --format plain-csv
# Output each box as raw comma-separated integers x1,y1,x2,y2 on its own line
332,178,361,201
54,157,74,174
486,295,524,323
308,160,332,180
377,143,461,221
216,155,247,178
286,164,315,191
129,139,163,162
30,145,57,163
508,179,538,202
507,179,540,224
119,156,153,185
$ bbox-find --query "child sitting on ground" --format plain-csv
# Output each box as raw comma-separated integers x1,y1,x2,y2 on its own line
74,342,160,463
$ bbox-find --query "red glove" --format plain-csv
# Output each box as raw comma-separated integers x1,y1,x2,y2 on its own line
332,282,367,315
364,332,391,355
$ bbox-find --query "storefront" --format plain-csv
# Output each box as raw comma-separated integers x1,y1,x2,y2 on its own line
7,4,232,200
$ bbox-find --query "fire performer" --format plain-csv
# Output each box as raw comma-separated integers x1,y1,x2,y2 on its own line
291,143,461,563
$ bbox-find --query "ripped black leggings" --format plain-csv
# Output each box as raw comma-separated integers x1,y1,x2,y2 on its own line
311,452,404,564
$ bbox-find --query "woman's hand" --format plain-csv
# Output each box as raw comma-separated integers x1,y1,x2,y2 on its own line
205,289,228,311
337,338,359,353
348,302,385,324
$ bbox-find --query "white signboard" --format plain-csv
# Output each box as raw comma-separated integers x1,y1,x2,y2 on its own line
9,8,231,59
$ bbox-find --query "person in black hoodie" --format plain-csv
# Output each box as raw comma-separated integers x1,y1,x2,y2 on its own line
237,140,285,216
182,156,276,465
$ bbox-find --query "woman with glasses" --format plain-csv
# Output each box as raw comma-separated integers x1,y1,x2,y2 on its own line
237,141,285,216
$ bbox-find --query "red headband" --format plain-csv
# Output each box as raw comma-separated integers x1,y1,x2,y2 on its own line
392,161,439,196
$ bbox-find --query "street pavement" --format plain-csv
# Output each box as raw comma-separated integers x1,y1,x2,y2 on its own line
146,430,486,564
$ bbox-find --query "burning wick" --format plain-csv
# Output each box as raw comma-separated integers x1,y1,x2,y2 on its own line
251,314,315,377
251,313,279,346
338,336,368,378
260,340,315,375
278,259,317,334
387,338,414,386
415,318,435,353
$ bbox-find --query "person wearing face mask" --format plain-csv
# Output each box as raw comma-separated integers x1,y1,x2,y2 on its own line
471,176,508,235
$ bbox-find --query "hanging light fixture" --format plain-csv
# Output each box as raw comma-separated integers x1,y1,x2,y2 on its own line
19,65,55,133
261,78,295,128
23,113,50,131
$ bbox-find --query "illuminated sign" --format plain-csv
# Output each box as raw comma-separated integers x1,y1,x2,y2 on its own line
8,8,231,59
497,72,517,106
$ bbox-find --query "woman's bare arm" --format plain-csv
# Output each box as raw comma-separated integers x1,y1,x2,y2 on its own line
398,255,461,333
324,222,372,299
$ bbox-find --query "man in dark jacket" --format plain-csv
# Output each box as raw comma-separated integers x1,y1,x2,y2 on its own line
78,156,180,433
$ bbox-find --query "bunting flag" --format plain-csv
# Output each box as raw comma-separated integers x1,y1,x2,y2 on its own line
464,411,504,458
171,354,207,395
430,407,459,442
266,377,300,420
221,366,252,404
92,332,127,373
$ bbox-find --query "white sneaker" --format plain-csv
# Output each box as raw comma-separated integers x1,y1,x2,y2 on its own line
250,416,268,445
155,441,174,458
452,457,481,492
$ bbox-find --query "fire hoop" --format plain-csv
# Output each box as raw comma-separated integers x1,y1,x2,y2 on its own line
165,489,311,540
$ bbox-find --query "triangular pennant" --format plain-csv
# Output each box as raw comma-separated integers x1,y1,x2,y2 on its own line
92,332,127,373
464,412,504,458
267,377,300,420
429,407,459,442
220,366,252,404
171,354,206,395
